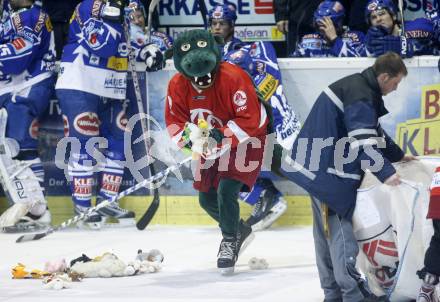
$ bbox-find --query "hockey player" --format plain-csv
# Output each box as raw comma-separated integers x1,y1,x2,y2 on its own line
0,0,56,232
165,29,268,274
55,0,163,228
281,52,414,301
292,0,366,57
416,166,440,302
364,0,437,57
208,4,243,56
209,4,296,231
125,0,172,59
224,42,301,230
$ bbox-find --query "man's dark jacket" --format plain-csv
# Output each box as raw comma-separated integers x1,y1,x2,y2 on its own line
281,67,404,218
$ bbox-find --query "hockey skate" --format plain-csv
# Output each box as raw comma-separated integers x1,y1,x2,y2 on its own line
217,236,238,275
246,189,287,231
96,197,136,227
236,219,255,256
74,204,102,230
417,272,440,302
2,210,51,233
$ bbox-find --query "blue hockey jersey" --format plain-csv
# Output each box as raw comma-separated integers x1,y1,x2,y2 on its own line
224,41,301,150
129,24,172,53
0,3,55,96
292,30,366,57
364,18,437,57
56,0,170,99
56,0,128,99
404,18,437,56
220,36,244,57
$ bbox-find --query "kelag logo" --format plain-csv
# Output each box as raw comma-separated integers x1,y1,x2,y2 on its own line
159,0,275,26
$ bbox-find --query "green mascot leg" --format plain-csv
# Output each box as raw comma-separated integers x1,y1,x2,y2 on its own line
199,178,243,236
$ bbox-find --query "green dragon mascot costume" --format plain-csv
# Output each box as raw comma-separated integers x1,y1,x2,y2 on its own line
165,29,269,275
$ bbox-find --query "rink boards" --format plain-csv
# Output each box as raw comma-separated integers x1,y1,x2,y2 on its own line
1,56,440,226
0,195,312,226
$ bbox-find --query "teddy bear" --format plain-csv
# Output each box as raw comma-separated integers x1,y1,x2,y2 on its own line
70,252,128,278
125,249,164,276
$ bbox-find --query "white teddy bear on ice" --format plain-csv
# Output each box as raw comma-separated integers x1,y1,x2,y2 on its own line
70,250,164,278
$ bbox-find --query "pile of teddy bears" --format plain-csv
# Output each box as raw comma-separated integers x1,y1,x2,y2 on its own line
12,249,164,290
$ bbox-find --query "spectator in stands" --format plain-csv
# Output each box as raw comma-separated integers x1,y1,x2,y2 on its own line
364,0,436,57
42,0,81,60
291,1,366,57
274,0,321,57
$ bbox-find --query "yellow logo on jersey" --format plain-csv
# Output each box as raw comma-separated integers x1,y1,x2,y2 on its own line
106,57,128,71
45,17,53,32
70,11,76,24
257,74,279,101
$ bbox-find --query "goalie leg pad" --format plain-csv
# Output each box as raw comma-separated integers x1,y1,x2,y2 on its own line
0,109,47,227
22,157,46,217
359,226,399,290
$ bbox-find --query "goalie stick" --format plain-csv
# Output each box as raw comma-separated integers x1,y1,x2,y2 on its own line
124,0,161,231
15,157,191,243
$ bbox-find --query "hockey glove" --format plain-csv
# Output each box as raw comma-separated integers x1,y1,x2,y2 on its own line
365,26,389,41
139,44,164,72
209,128,224,143
101,0,127,23
366,27,411,57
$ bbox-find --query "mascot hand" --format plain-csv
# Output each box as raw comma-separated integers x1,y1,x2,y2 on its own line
139,44,164,72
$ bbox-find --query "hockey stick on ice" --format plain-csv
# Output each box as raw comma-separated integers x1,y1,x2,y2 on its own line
15,157,191,243
124,0,161,231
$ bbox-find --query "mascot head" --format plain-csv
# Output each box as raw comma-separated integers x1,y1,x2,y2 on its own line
171,29,222,89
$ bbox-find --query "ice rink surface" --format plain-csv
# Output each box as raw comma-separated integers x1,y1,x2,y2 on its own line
0,225,323,302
